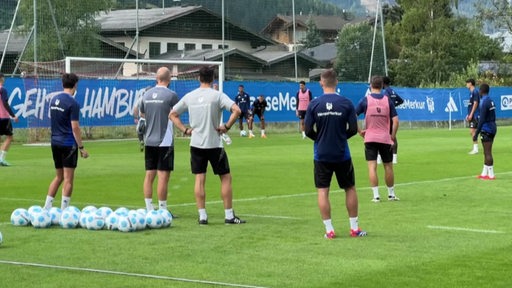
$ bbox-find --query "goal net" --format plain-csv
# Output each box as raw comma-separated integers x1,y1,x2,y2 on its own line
18,57,224,142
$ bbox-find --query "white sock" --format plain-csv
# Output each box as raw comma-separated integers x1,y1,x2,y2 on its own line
158,200,167,211
145,198,154,211
393,154,398,163
225,208,234,219
261,129,265,135
61,196,71,210
388,186,395,197
302,131,306,137
44,195,54,210
198,208,207,220
481,165,488,176
473,144,478,151
488,166,495,177
372,187,380,199
249,130,254,135
0,150,5,161
349,217,359,231
323,219,334,232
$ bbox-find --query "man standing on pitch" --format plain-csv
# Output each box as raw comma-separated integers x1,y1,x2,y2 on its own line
234,84,253,137
473,83,497,180
139,67,179,213
44,73,89,210
356,75,399,203
383,76,403,164
169,66,245,225
466,79,480,154
304,69,366,239
0,73,19,166
296,80,312,139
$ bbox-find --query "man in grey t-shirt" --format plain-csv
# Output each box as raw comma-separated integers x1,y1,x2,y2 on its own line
169,66,245,225
139,67,179,213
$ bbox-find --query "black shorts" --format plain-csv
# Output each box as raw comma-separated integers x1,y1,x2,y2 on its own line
145,146,174,171
297,110,306,120
365,142,393,163
253,110,264,120
469,118,478,129
480,131,495,143
239,110,252,120
0,119,13,136
51,145,78,169
190,146,230,175
314,159,355,189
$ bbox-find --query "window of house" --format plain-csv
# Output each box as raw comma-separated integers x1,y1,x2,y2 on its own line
201,44,213,50
184,43,196,51
167,43,178,52
218,44,229,49
149,42,161,57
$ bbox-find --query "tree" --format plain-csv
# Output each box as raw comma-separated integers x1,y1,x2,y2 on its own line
18,0,113,62
302,15,323,48
388,0,503,87
476,0,512,33
334,23,386,82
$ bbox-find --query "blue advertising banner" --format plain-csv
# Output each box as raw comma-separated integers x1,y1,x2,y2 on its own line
3,78,512,128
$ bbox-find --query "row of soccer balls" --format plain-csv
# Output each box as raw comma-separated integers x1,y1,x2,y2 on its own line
10,205,172,232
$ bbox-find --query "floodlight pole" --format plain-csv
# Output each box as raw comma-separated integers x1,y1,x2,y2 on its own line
368,0,380,83
33,0,37,75
292,0,298,81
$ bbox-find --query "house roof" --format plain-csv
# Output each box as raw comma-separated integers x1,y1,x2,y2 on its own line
154,48,267,65
0,30,29,54
261,14,352,34
251,50,323,66
301,42,337,63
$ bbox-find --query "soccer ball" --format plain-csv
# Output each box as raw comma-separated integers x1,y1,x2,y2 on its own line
11,208,30,226
158,209,173,228
114,207,129,217
96,207,113,219
105,213,120,231
27,205,43,217
30,208,51,228
85,212,105,230
79,210,92,228
240,130,247,137
48,207,62,226
145,210,163,229
117,216,136,232
81,205,97,214
60,207,81,229
128,210,146,231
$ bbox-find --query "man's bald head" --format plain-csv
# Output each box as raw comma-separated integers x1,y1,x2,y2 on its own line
156,67,171,86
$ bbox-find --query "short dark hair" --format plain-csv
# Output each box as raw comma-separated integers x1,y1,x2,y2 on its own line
479,83,490,95
199,66,214,84
370,75,383,89
466,78,475,86
299,80,306,85
320,69,337,88
383,76,391,86
62,73,79,89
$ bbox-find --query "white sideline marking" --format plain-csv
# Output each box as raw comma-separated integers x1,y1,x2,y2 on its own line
427,225,505,234
0,260,269,288
240,214,301,220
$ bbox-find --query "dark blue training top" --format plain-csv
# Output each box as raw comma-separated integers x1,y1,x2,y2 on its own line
468,88,480,118
50,92,80,147
383,87,404,107
235,92,251,113
475,95,496,136
304,93,358,163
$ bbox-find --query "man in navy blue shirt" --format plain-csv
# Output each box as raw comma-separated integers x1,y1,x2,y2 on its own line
43,73,89,211
234,85,253,137
383,76,403,164
473,83,496,180
466,79,480,154
305,69,366,239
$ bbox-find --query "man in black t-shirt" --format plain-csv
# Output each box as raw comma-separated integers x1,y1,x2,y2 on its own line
251,95,268,138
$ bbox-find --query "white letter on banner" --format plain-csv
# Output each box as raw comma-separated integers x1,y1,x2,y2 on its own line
271,96,279,111
279,92,290,111
115,89,130,118
10,88,23,118
81,88,93,118
92,88,104,118
22,88,36,118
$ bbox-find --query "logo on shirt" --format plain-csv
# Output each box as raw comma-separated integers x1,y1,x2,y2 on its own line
55,99,60,105
326,103,332,111
501,95,512,110
152,93,157,99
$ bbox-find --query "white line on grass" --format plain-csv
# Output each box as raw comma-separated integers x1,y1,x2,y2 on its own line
427,225,505,234
240,214,301,220
0,260,269,288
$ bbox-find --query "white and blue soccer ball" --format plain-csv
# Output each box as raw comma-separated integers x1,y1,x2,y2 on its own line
11,208,30,226
60,206,81,229
96,207,113,219
117,216,136,232
128,210,146,231
85,212,105,230
81,205,97,214
27,205,43,216
48,207,62,226
240,130,247,137
105,213,120,231
145,210,164,229
158,209,173,228
114,207,129,217
30,208,51,228
79,210,92,228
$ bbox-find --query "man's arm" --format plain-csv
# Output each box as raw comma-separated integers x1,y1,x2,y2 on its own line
71,120,88,158
1,90,18,121
393,91,404,107
217,103,241,134
473,100,487,141
346,106,358,139
304,105,316,140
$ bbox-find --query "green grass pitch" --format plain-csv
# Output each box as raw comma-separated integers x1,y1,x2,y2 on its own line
0,127,511,287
